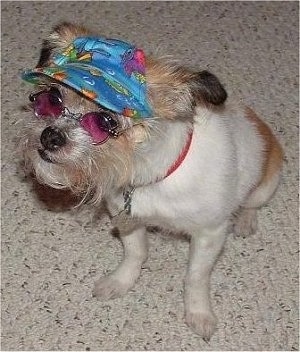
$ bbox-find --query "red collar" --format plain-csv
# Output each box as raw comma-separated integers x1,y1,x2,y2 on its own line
122,129,193,215
165,129,193,178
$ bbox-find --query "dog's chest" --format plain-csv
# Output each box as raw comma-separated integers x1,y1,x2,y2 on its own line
106,178,230,232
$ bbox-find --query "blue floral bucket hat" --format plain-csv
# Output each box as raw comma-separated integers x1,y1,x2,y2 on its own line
22,36,153,119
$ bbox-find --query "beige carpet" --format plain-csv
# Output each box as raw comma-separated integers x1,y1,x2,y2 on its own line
1,1,299,350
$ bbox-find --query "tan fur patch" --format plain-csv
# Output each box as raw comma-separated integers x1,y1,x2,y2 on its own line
145,57,195,120
245,107,283,187
49,22,91,49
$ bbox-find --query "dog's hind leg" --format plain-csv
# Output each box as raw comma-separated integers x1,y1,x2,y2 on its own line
234,153,282,238
184,223,227,340
93,226,148,300
234,108,283,238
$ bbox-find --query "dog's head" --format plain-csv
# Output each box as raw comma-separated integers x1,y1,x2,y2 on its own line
20,22,227,202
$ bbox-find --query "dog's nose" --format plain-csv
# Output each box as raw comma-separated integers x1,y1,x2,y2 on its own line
40,126,66,151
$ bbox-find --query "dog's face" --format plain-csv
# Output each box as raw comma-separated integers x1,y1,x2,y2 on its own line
20,82,134,203
20,22,227,203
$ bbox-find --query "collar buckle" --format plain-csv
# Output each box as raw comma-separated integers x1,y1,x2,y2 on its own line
123,186,136,215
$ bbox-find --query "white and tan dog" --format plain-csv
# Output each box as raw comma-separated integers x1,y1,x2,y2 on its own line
20,23,283,339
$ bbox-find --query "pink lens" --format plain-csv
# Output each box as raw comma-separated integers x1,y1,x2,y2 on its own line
31,90,64,118
79,112,110,144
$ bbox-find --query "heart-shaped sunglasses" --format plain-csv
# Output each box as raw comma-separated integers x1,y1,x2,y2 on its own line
29,86,120,144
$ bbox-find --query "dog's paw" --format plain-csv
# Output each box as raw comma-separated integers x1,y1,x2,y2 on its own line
185,310,216,341
233,208,257,238
92,276,132,300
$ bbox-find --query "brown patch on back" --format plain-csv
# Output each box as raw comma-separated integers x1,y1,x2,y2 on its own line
245,107,283,187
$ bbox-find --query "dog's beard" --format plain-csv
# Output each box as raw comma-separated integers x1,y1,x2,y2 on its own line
19,114,194,206
18,119,133,204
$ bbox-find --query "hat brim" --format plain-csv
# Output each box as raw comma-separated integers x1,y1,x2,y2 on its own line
22,64,152,118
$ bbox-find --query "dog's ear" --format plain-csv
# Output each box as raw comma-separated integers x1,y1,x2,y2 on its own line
146,58,196,120
146,59,228,120
37,22,90,67
36,39,56,67
49,22,90,48
189,70,227,106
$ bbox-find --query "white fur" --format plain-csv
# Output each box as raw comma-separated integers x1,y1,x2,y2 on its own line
108,103,265,228
98,102,278,339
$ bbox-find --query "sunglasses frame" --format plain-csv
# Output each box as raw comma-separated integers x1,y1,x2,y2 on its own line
28,86,121,143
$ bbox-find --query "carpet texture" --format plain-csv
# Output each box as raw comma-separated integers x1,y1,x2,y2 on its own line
1,1,299,351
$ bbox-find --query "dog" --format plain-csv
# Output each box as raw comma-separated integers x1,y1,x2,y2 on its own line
19,22,283,340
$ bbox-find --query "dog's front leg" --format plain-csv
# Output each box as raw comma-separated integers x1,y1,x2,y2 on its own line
185,223,227,340
93,219,148,300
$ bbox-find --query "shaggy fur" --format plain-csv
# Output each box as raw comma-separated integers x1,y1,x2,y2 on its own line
19,22,283,340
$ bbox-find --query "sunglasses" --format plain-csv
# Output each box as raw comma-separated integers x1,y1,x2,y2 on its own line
29,86,119,144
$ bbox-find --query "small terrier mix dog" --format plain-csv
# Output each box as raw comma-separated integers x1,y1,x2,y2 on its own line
20,22,283,339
